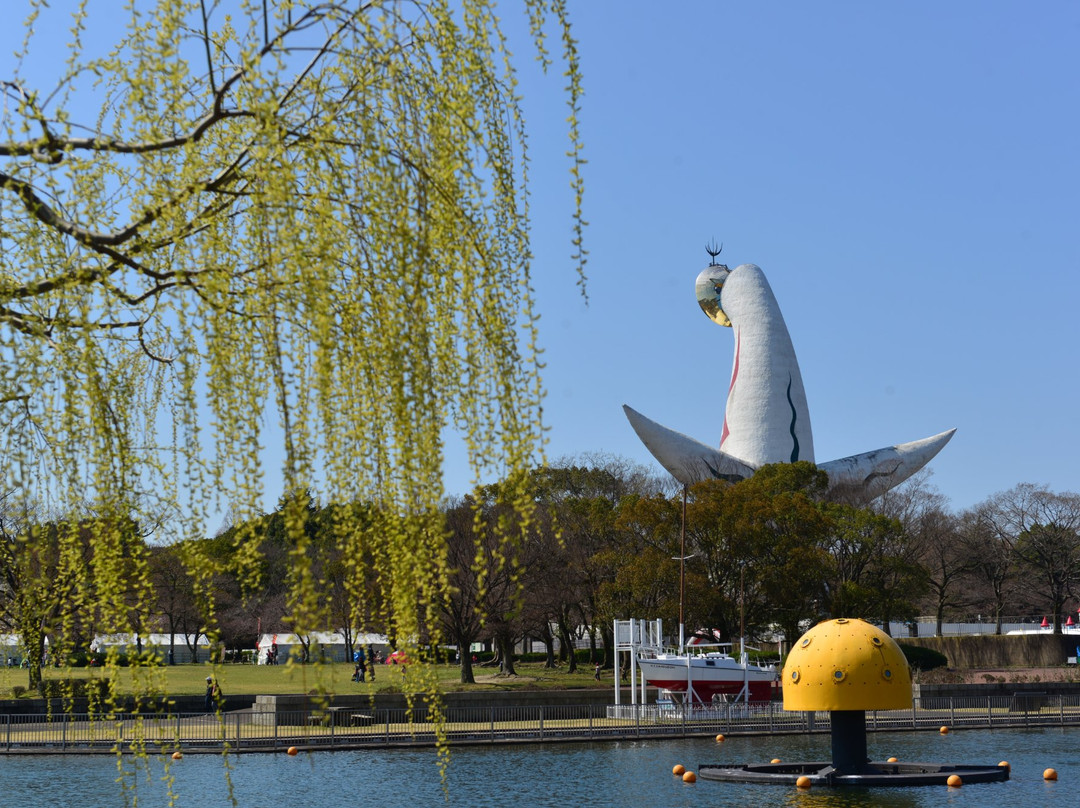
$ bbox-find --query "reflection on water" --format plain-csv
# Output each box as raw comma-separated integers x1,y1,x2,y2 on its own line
0,728,1073,808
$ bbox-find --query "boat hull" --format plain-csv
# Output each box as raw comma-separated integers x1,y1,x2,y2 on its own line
637,655,776,703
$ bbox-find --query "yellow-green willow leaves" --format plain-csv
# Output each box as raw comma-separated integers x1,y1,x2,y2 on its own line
0,0,584,787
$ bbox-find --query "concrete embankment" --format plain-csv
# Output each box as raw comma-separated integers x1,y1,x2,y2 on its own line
902,633,1080,669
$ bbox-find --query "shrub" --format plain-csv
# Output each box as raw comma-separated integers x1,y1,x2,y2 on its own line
747,649,780,665
37,679,110,700
899,643,948,672
76,651,163,668
66,651,107,668
515,652,550,664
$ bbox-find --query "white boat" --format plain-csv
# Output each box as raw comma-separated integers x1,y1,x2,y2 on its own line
636,643,777,704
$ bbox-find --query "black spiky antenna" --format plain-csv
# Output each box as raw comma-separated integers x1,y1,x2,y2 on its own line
705,239,723,266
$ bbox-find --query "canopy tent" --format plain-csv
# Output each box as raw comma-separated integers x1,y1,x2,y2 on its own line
255,632,388,664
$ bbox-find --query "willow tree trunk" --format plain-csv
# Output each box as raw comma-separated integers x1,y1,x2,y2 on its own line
496,634,517,676
557,619,577,673
459,652,475,684
542,625,557,669
600,623,614,668
25,632,45,692
455,631,476,684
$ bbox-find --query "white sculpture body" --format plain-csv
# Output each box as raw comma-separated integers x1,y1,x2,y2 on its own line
714,264,814,467
624,261,953,503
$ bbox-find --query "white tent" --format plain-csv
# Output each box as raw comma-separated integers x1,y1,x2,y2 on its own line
92,633,211,663
256,632,388,664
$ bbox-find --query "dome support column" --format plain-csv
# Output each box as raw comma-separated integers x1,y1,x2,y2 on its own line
830,710,868,775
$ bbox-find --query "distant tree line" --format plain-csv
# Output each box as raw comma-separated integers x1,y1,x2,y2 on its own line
2,458,1078,689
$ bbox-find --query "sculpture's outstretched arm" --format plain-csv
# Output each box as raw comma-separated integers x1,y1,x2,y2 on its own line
623,405,757,485
817,429,956,504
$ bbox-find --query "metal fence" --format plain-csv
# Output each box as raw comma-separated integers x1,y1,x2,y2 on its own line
2,695,1080,754
886,618,1080,637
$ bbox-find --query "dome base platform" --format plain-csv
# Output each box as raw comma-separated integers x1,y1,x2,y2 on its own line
698,761,1010,787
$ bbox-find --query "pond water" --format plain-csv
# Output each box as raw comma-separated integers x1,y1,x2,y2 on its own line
3,727,1078,808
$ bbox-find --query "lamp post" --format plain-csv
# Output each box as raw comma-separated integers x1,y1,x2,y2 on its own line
680,485,687,651
671,485,704,653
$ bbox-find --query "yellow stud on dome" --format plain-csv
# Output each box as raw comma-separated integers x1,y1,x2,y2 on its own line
782,618,912,712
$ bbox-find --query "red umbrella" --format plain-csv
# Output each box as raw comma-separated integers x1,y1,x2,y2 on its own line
1040,616,1049,628
1069,616,1075,626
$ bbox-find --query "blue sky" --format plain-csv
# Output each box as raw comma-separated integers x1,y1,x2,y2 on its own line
3,3,1077,517
482,2,1080,512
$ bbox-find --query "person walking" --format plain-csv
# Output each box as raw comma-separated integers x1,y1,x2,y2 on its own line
594,662,601,682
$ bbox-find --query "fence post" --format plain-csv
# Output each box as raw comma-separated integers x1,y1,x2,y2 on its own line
490,706,495,743
589,705,593,740
950,697,955,728
5,714,9,752
539,706,544,742
987,697,992,726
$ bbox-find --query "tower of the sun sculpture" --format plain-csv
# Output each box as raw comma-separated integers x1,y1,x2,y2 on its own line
624,253,954,503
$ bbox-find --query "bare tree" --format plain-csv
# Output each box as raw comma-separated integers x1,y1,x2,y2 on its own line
914,507,975,636
875,474,973,636
439,499,486,684
978,484,1080,634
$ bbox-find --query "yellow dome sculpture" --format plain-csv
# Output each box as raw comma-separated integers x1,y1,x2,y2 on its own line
783,618,912,711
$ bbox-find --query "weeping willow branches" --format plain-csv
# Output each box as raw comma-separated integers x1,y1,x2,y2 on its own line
0,0,584,767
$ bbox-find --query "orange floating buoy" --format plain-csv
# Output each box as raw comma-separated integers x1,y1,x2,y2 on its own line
998,761,1011,772
795,776,811,790
171,751,183,760
715,734,725,742
672,764,685,776
939,726,949,734
887,757,898,763
287,746,299,756
682,771,696,783
1044,768,1058,781
947,774,962,787
771,758,782,764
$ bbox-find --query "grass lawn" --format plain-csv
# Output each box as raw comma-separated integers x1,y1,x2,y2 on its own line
0,660,611,699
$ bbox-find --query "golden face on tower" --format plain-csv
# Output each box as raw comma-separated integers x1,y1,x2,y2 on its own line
695,265,731,327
